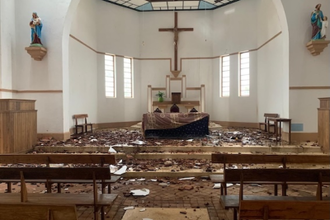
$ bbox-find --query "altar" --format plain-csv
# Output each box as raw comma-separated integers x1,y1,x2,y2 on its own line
142,112,209,139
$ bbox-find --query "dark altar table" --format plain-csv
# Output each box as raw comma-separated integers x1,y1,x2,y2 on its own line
142,112,209,139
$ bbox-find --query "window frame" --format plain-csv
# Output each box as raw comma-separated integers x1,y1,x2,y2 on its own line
220,55,230,97
123,57,134,98
239,52,250,97
104,54,116,98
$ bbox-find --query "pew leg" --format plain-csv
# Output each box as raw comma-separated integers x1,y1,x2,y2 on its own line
57,183,61,193
6,182,11,193
274,184,278,196
220,183,224,195
282,183,287,196
94,208,99,220
46,182,52,193
108,184,111,194
233,208,238,220
101,207,105,220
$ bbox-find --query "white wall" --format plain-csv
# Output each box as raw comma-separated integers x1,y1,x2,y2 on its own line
211,0,260,122
69,0,98,127
95,2,141,123
5,0,327,137
12,0,72,134
0,0,15,98
282,0,330,133
257,0,288,121
70,0,286,125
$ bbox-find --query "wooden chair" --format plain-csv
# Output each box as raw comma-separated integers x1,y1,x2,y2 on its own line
73,114,93,134
259,113,279,132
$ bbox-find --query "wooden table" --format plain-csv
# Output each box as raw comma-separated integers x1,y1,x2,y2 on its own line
268,118,292,144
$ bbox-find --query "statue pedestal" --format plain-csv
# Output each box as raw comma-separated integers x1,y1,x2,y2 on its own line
306,40,330,56
25,46,47,61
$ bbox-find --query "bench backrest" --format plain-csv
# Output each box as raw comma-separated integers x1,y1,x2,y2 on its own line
264,113,279,118
211,154,330,168
0,167,111,180
239,200,330,220
0,204,78,220
0,154,115,166
225,168,330,183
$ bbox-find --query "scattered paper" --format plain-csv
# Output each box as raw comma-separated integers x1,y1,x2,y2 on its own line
130,188,150,196
131,140,145,145
140,208,146,212
114,165,127,175
109,164,118,172
143,218,153,220
108,146,117,153
49,164,64,168
124,206,135,210
213,183,221,189
178,177,195,181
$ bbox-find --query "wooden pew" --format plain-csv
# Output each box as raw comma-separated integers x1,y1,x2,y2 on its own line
210,153,330,195
0,154,120,193
222,168,330,220
239,200,330,220
0,167,118,220
0,204,78,220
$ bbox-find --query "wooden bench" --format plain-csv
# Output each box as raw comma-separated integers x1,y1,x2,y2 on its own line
73,114,93,134
222,168,330,220
0,154,120,194
259,113,279,132
0,204,78,220
0,167,118,220
239,200,330,220
210,153,330,195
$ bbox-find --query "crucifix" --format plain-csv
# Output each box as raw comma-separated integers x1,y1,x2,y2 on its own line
159,12,193,73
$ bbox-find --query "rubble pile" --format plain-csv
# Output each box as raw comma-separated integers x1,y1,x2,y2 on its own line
36,127,290,148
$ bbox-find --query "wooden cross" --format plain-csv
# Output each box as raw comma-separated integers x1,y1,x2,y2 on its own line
159,12,193,71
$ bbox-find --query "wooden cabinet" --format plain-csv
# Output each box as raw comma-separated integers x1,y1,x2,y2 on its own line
0,99,37,153
318,97,330,153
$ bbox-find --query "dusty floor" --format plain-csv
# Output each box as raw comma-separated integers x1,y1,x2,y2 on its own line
1,175,329,220
1,125,328,220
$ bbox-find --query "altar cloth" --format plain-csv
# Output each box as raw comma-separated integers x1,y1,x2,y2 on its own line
142,112,209,139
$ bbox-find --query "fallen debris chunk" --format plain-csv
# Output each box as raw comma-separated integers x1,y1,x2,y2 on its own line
108,146,117,153
213,183,221,189
124,206,135,210
109,165,118,173
130,188,150,196
178,177,195,181
114,165,127,175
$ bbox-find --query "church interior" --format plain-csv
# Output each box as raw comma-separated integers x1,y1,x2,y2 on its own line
0,0,329,219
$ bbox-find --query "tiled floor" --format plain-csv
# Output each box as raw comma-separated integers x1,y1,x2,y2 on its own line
72,177,327,220
0,176,328,220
